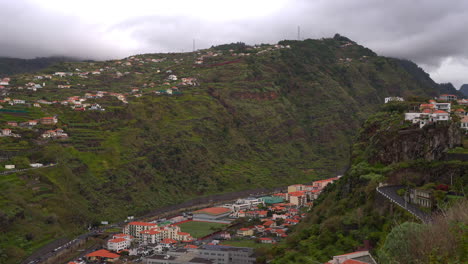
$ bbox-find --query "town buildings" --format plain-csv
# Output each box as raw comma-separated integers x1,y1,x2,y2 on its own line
124,221,158,239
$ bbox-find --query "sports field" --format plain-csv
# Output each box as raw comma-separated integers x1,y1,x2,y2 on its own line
177,221,227,238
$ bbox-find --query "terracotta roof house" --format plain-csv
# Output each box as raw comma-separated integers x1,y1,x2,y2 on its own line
86,249,119,262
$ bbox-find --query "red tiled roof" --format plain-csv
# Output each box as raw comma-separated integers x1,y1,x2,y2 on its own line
109,238,127,243
86,249,119,259
185,244,198,248
420,104,434,108
239,228,250,231
161,238,177,244
434,110,448,114
193,207,231,215
259,237,273,240
455,109,465,112
289,191,305,197
128,221,157,227
178,232,190,236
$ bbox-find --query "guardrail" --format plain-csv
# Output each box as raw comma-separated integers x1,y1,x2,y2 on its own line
376,185,430,223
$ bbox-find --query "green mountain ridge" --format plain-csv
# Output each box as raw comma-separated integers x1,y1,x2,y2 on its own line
0,37,447,263
0,56,80,78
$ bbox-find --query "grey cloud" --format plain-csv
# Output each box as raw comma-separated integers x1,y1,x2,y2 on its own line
0,0,467,86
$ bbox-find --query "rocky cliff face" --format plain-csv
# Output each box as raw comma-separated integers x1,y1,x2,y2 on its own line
355,112,462,165
374,123,462,164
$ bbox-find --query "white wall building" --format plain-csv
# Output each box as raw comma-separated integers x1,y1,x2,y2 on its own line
384,97,404,103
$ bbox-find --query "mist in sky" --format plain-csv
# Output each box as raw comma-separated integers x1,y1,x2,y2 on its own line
1,0,467,87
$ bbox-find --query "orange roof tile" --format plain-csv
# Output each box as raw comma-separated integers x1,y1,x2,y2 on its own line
128,221,157,227
109,238,127,243
86,249,119,259
161,238,177,244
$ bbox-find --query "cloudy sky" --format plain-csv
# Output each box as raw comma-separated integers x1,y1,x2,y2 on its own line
1,0,467,87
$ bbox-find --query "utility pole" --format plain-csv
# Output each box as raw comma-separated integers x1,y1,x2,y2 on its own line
297,26,301,40
193,39,196,52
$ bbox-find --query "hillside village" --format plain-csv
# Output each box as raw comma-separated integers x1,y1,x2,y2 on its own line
1,37,466,264
0,44,295,146
62,177,341,264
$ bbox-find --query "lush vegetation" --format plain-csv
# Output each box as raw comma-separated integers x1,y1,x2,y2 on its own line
267,106,467,263
0,37,449,263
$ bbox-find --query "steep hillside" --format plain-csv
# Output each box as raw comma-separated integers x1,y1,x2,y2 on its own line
0,37,442,263
0,57,79,77
268,104,467,263
438,82,465,98
460,84,468,97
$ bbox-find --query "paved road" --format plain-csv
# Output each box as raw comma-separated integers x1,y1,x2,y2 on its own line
376,185,432,223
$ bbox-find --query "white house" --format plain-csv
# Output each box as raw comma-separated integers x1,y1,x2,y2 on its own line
461,116,468,130
1,128,12,136
168,74,177,81
384,97,404,104
431,101,451,112
405,110,450,128
107,234,132,252
5,165,15,169
54,72,67,77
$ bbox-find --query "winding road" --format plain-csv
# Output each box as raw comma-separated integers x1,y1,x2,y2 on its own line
376,185,432,223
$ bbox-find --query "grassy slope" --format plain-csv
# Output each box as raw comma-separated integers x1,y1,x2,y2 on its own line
0,38,440,263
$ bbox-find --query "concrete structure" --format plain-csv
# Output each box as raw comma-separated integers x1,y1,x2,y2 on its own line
195,245,256,264
229,198,264,211
327,250,377,264
288,191,306,207
5,165,15,169
406,189,433,208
